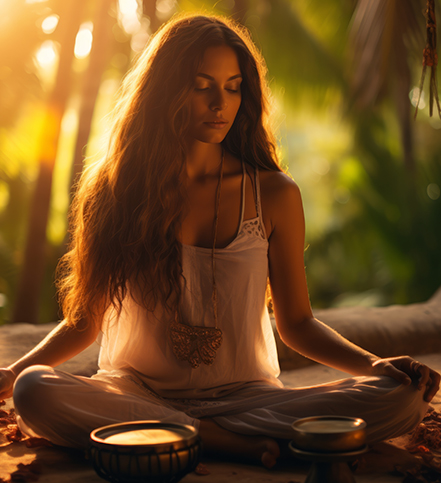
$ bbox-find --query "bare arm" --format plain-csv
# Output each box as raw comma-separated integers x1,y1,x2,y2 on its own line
0,317,101,399
263,172,440,401
265,174,378,374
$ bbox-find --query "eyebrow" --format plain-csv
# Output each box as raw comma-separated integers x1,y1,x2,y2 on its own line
196,73,242,81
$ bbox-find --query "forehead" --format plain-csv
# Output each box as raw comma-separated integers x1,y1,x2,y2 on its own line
198,45,241,76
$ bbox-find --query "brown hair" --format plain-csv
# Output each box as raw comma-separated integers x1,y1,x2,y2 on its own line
57,13,282,328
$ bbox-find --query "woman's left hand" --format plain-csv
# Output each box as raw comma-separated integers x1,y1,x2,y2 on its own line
372,356,441,403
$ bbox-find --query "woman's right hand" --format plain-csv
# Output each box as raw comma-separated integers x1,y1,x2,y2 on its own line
0,368,17,400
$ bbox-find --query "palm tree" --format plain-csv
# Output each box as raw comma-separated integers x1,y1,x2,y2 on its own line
12,0,86,323
349,0,426,173
69,0,114,197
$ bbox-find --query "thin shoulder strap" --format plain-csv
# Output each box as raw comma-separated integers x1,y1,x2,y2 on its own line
254,167,268,239
239,160,246,227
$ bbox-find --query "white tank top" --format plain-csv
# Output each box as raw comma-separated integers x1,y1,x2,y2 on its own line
98,165,282,398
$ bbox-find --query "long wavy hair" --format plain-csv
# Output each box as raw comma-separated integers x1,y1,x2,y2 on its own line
57,13,282,329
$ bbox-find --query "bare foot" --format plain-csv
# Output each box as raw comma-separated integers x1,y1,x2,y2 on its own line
260,438,280,468
199,419,281,468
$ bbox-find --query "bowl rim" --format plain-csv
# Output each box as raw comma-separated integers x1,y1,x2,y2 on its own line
89,420,200,451
292,415,367,436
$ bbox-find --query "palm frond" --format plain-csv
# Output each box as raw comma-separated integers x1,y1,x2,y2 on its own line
349,0,425,108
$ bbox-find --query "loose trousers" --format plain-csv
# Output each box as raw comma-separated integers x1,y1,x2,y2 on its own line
13,365,428,449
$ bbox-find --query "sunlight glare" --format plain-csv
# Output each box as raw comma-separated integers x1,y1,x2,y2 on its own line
118,0,138,15
41,15,59,34
61,108,78,134
121,14,141,35
0,181,9,212
118,0,141,35
74,22,93,59
35,40,57,68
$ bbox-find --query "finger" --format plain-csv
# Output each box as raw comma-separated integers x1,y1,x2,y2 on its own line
423,378,439,403
416,365,431,390
384,364,412,385
424,372,441,402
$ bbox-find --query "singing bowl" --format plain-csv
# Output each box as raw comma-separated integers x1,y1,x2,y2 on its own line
89,421,201,483
291,416,366,453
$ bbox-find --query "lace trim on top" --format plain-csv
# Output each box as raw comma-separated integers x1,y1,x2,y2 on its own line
242,217,266,240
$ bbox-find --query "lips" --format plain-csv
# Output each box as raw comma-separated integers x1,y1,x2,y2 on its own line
204,120,228,129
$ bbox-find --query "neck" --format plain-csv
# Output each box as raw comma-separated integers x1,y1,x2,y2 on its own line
185,141,223,179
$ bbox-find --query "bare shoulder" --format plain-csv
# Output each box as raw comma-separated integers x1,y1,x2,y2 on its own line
259,170,302,210
259,170,303,236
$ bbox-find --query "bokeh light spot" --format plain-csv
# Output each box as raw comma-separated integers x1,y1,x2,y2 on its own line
427,183,440,200
118,0,138,15
409,87,426,109
312,157,330,176
118,0,141,35
156,0,176,20
334,186,350,204
35,40,57,68
74,23,94,59
41,15,59,34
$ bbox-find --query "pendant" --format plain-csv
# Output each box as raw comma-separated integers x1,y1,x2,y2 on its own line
170,319,223,369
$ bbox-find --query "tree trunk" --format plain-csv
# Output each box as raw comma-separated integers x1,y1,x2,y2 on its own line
141,0,160,33
51,0,114,322
69,0,114,197
11,0,85,324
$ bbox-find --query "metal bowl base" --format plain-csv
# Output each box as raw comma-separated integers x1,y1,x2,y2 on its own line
304,461,356,483
289,442,368,483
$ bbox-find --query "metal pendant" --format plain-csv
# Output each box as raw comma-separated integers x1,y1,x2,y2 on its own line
170,319,223,369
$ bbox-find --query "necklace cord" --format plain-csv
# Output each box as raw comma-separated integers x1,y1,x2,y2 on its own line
211,149,224,328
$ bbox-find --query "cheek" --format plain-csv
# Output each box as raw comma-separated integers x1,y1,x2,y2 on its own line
231,97,242,117
188,96,206,117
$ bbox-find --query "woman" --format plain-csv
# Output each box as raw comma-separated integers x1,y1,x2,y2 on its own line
0,14,439,468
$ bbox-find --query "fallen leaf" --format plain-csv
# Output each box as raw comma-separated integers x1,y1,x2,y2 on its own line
194,463,210,475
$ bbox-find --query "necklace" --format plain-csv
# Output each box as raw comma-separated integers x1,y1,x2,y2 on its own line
169,151,224,369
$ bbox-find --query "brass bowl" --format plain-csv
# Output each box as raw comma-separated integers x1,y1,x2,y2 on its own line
291,416,366,453
89,421,201,483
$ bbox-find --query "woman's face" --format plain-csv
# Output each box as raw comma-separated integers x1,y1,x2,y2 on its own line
187,45,242,145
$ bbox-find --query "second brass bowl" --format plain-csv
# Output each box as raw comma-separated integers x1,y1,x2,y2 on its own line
291,416,366,453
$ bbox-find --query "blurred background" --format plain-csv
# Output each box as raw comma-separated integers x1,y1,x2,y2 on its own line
0,0,440,325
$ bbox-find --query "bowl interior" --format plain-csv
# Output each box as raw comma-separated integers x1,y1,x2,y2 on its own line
291,416,367,453
91,421,198,449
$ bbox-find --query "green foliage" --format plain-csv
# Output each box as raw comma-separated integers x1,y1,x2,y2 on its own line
305,111,441,307
0,171,32,323
1,0,440,325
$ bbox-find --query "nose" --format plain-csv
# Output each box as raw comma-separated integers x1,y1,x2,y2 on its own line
210,89,227,111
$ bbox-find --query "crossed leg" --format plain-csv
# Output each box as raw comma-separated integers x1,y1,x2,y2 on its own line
13,365,428,468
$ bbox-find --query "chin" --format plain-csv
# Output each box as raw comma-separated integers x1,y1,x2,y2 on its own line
193,131,230,145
